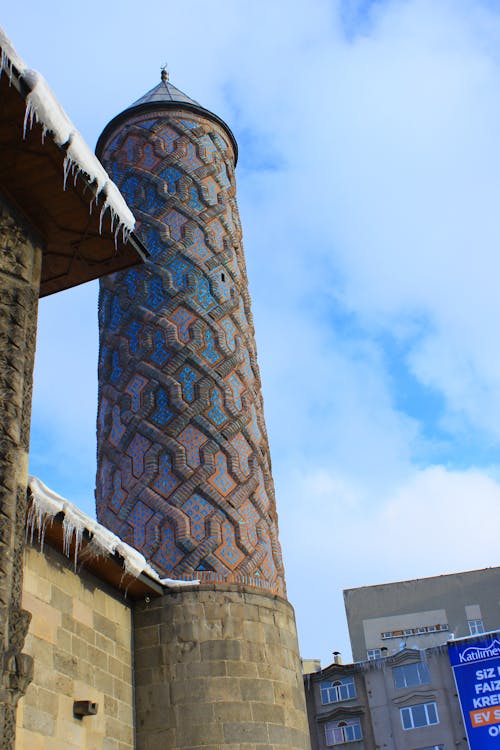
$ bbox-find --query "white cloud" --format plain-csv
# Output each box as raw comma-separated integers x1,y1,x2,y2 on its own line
6,0,500,663
282,462,500,663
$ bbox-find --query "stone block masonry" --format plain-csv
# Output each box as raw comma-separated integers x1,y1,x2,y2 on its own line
134,585,311,750
16,544,134,750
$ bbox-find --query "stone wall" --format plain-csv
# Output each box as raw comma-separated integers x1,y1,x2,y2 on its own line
16,544,134,750
0,193,42,748
134,585,311,750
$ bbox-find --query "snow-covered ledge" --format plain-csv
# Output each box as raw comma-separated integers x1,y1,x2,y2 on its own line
0,24,135,244
27,476,199,589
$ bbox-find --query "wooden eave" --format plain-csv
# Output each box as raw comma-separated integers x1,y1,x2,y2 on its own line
0,69,148,297
30,510,164,601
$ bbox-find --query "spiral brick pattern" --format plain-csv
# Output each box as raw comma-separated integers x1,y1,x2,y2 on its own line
96,106,285,596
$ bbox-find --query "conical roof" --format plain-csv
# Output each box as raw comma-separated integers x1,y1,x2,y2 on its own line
129,77,201,108
96,71,238,164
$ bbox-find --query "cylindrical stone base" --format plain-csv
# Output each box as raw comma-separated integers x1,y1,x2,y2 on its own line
133,585,311,750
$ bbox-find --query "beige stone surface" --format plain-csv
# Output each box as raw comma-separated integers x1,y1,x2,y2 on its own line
134,585,311,750
15,544,134,750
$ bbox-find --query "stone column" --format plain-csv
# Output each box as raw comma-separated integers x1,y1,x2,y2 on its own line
134,585,311,750
0,195,40,749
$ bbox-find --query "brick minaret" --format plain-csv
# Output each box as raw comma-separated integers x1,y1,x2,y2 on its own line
95,70,310,750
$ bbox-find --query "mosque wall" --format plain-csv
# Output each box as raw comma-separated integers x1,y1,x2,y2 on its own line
16,544,134,750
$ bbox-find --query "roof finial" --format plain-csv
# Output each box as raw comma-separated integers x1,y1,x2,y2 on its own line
161,63,169,82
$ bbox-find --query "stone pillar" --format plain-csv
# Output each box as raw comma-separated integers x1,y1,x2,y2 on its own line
134,585,311,750
0,195,40,749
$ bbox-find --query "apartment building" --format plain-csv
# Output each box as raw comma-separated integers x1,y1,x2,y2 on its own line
344,567,500,661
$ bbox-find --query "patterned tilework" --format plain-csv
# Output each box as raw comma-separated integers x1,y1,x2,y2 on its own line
111,470,125,512
178,426,208,468
206,388,227,427
248,404,262,444
152,388,173,427
220,317,237,351
230,433,252,476
190,275,216,311
153,521,183,570
226,372,245,410
169,306,195,343
167,257,192,289
200,329,221,364
239,500,259,547
153,453,179,498
126,434,151,478
208,451,235,496
187,225,211,260
125,321,142,354
127,501,154,548
109,405,125,447
125,375,147,412
215,520,244,570
165,209,187,241
151,330,170,366
240,349,254,383
182,494,213,541
96,105,285,597
187,187,204,214
178,365,198,403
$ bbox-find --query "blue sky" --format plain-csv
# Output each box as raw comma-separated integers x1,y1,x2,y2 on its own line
5,0,500,664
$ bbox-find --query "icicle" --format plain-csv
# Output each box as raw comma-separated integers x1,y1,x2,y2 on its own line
27,476,197,589
62,513,85,569
0,26,27,83
63,155,71,190
23,99,35,139
62,516,75,558
99,202,107,234
0,49,11,82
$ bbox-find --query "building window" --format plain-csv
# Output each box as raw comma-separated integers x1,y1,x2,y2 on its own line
416,746,444,750
393,662,431,689
469,619,485,635
400,702,439,730
367,649,382,660
382,632,392,639
320,677,356,704
325,719,362,745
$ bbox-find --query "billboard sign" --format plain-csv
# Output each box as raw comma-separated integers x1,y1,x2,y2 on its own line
448,632,500,749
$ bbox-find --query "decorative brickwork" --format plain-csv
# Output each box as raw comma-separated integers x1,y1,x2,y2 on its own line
96,99,285,595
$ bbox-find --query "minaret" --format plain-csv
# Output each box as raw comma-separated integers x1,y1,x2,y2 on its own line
96,70,310,750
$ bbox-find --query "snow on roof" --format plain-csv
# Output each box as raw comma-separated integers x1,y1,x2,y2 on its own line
28,476,199,589
0,25,135,242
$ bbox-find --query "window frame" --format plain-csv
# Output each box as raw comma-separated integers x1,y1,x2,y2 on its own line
324,718,363,746
468,618,485,635
320,676,356,705
393,661,431,689
400,701,439,730
367,648,382,660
